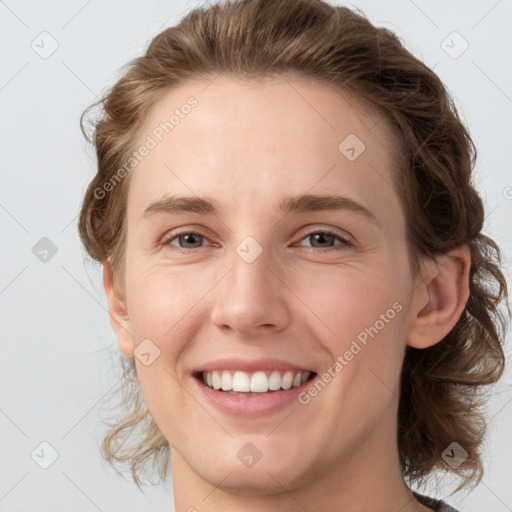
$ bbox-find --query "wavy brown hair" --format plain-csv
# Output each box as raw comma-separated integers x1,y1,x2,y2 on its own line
79,0,510,493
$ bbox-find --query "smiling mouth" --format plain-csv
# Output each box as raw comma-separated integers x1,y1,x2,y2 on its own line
193,369,317,396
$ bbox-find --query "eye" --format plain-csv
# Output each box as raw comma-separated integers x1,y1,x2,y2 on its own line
161,228,353,253
297,230,352,251
164,231,210,250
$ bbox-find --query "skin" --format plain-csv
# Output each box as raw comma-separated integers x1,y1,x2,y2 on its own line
103,74,471,512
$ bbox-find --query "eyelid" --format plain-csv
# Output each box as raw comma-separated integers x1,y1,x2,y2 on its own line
294,225,354,245
160,227,213,248
161,224,354,252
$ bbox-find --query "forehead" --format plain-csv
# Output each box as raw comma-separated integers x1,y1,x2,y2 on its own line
127,74,402,224
138,73,396,153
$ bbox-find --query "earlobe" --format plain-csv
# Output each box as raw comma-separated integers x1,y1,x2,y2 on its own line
406,245,471,349
103,259,134,358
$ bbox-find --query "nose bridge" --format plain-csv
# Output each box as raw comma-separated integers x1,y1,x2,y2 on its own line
210,235,289,334
232,236,272,295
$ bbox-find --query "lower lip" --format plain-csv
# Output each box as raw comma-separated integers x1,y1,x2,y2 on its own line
192,374,316,417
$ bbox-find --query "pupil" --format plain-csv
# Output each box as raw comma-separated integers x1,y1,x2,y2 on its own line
313,233,333,247
182,233,201,247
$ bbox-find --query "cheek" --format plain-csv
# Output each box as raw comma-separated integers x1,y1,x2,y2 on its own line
125,261,213,341
295,264,404,342
124,264,200,432
294,264,408,395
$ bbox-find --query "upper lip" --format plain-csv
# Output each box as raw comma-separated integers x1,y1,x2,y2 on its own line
194,358,316,373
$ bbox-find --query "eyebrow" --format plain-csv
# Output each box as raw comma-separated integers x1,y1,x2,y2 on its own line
143,193,378,225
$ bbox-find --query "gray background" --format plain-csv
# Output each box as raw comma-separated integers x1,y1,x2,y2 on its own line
0,0,511,510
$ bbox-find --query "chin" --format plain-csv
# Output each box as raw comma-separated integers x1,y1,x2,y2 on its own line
205,466,303,497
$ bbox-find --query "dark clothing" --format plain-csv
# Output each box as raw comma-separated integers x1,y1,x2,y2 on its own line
412,490,462,512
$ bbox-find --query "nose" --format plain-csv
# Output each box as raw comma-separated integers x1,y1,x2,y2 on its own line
210,243,291,338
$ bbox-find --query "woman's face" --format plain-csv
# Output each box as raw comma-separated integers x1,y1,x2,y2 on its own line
112,75,426,494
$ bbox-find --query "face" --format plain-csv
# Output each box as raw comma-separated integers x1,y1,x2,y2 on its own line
113,74,423,494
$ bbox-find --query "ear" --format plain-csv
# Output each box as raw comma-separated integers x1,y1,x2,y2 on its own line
103,259,134,357
406,245,471,349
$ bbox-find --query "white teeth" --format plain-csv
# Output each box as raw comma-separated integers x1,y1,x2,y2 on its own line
201,369,312,393
232,371,250,392
281,371,294,390
221,371,232,391
212,370,222,390
268,370,282,390
250,371,268,392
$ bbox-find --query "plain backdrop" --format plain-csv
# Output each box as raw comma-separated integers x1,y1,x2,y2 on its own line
0,0,511,510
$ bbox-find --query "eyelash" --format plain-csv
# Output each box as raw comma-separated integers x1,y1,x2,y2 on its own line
160,228,353,253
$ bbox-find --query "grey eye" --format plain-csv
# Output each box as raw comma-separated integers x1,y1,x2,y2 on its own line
173,233,205,248
308,232,336,248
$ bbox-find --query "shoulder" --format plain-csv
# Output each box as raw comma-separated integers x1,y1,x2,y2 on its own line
411,490,463,512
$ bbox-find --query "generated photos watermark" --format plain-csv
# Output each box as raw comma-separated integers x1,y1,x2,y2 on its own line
93,96,199,200
298,301,403,405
